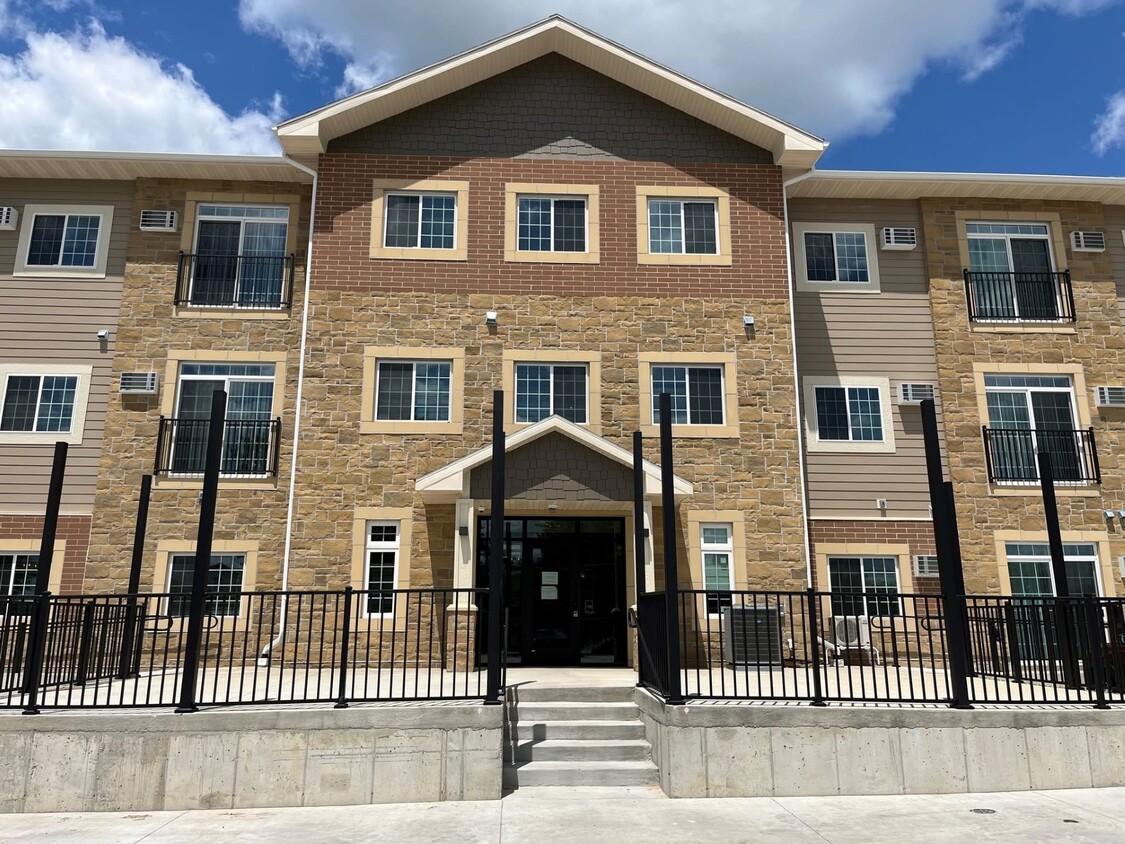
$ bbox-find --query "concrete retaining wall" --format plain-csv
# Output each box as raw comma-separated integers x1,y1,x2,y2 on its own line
636,690,1125,798
0,704,503,813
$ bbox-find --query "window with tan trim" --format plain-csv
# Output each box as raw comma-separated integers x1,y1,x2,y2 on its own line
14,204,114,278
638,352,738,438
361,347,465,434
991,530,1115,597
501,350,602,433
152,540,259,631
0,540,66,595
686,511,746,625
814,543,915,620
802,376,895,454
792,222,880,293
0,363,92,445
504,183,599,263
635,186,731,266
350,507,413,627
370,179,469,261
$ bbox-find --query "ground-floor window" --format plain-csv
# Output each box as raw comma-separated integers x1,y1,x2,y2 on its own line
0,553,37,597
167,553,246,617
827,556,901,617
365,521,400,615
1005,542,1100,597
700,523,734,616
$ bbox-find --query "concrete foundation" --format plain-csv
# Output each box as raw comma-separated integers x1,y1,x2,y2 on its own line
636,689,1125,798
0,704,503,813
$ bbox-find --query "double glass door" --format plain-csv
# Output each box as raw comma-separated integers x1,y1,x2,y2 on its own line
171,363,275,475
967,222,1058,320
985,374,1083,482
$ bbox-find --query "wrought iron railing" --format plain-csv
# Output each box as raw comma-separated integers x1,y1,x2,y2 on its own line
962,269,1075,323
175,252,295,310
981,426,1100,485
154,417,282,478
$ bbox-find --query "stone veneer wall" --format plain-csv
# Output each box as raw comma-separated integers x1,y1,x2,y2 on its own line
922,198,1125,594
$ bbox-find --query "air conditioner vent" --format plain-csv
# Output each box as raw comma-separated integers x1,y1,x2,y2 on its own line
120,372,158,395
1096,386,1125,408
722,605,784,665
880,227,917,250
831,616,872,649
1070,230,1105,252
914,555,940,578
139,210,178,232
899,383,936,405
0,206,16,231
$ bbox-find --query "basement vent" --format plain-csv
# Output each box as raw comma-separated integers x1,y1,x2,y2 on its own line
914,555,941,578
0,206,16,231
1070,230,1105,252
139,210,178,232
1096,386,1125,408
120,372,158,395
880,227,918,250
898,383,936,405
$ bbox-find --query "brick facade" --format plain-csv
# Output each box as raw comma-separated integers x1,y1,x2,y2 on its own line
0,514,90,594
809,519,940,593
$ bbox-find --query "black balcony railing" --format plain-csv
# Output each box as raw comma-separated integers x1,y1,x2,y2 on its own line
982,426,1100,485
154,417,282,478
963,269,1075,323
175,252,295,310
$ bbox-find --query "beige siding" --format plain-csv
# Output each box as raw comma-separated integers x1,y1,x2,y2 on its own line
0,179,132,513
790,198,942,520
1102,205,1125,325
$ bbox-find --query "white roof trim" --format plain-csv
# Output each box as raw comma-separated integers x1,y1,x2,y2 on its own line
0,150,311,183
415,415,693,499
276,16,824,168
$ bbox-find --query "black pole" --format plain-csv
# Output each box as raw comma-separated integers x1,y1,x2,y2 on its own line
335,586,353,709
806,587,827,706
118,474,152,679
176,389,226,713
1038,452,1068,597
632,432,647,685
919,399,972,709
659,393,685,705
484,390,505,705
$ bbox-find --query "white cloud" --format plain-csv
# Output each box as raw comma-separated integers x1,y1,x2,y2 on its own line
1093,90,1125,154
239,0,1122,140
0,21,281,153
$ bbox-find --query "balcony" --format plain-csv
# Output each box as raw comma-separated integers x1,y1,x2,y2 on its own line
175,252,295,310
154,417,282,479
962,270,1075,323
982,426,1100,485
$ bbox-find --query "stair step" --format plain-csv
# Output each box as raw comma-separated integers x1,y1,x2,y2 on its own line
504,760,660,789
512,701,639,721
509,685,635,703
511,719,647,741
513,739,652,763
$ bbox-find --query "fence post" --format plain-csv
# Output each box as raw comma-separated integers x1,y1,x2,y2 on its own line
1038,452,1081,689
118,474,152,679
33,442,67,599
632,432,647,686
484,390,505,706
806,587,827,707
920,399,972,709
20,592,51,715
176,389,226,713
659,393,685,706
335,586,353,709
1085,597,1110,710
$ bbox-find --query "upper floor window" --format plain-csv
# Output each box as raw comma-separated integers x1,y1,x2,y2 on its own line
0,364,92,445
182,205,291,309
384,193,456,250
793,223,880,293
515,363,587,424
376,360,452,423
814,385,884,443
14,205,113,278
648,199,718,255
517,196,587,253
651,365,724,426
964,222,1071,322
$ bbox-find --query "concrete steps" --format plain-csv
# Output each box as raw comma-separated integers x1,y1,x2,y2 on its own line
504,685,658,790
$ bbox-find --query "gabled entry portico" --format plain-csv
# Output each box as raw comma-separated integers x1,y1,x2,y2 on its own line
416,416,692,666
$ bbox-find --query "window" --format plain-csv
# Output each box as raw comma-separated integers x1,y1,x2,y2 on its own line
365,521,400,615
1005,542,1100,597
375,360,452,422
517,196,587,253
966,222,1061,321
383,193,456,250
701,524,734,616
515,363,587,424
1,375,78,433
187,205,290,308
828,556,901,617
793,223,880,292
14,205,113,277
648,199,718,255
0,553,37,597
166,553,246,617
651,366,724,426
814,385,884,442
983,374,1089,484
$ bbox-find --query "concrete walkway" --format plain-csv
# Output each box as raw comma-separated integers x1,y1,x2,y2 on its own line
2,786,1124,842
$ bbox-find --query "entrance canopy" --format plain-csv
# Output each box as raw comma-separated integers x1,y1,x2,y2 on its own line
415,416,693,503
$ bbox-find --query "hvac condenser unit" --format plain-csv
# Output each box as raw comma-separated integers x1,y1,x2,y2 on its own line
722,604,784,665
831,616,872,649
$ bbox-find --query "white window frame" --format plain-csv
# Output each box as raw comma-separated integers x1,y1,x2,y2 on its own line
165,552,247,619
374,359,453,423
793,222,881,293
382,191,458,250
802,376,895,454
650,365,726,427
700,523,735,618
0,363,93,445
646,197,720,256
827,555,903,617
364,520,401,617
516,195,589,254
514,362,589,425
193,203,290,254
1005,542,1101,597
0,552,38,597
14,204,114,278
966,221,1056,273
983,373,1087,485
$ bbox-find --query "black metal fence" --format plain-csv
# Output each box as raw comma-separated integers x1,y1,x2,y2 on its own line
175,252,295,310
982,426,1100,485
4,587,492,711
153,417,283,478
963,269,1075,323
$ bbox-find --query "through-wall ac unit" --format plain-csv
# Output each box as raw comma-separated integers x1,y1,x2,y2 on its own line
831,616,872,649
898,383,936,405
139,210,178,232
1095,386,1125,408
120,372,158,395
0,206,16,231
722,605,784,665
914,554,940,578
880,227,917,250
1070,230,1105,252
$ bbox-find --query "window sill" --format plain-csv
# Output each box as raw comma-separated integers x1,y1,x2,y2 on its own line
369,247,466,261
989,483,1100,498
969,322,1077,334
173,306,291,321
807,440,895,454
360,420,464,435
153,477,280,491
13,269,108,280
637,252,731,267
795,281,880,294
504,249,599,264
0,431,84,446
639,422,740,439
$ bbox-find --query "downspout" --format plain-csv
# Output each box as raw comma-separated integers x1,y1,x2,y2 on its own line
781,169,817,587
259,155,318,663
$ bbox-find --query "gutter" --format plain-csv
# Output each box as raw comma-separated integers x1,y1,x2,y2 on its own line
259,155,318,664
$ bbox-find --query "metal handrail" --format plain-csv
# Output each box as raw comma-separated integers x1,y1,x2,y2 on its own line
175,251,295,310
981,426,1100,484
963,269,1075,323
154,417,283,478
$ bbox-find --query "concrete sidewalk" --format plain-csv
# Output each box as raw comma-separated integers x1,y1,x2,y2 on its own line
1,786,1123,842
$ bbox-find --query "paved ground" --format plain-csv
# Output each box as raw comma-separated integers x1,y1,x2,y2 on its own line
1,786,1123,842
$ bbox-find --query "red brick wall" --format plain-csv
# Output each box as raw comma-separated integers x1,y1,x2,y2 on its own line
809,519,939,593
312,154,787,298
0,514,90,594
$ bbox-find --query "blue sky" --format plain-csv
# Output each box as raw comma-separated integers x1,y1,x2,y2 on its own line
0,1,1123,175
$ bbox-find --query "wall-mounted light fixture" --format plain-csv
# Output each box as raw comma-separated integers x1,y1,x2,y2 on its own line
1105,509,1116,521
96,329,110,340
485,310,498,326
1117,510,1125,520
876,498,888,510
742,315,755,328
458,525,469,537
